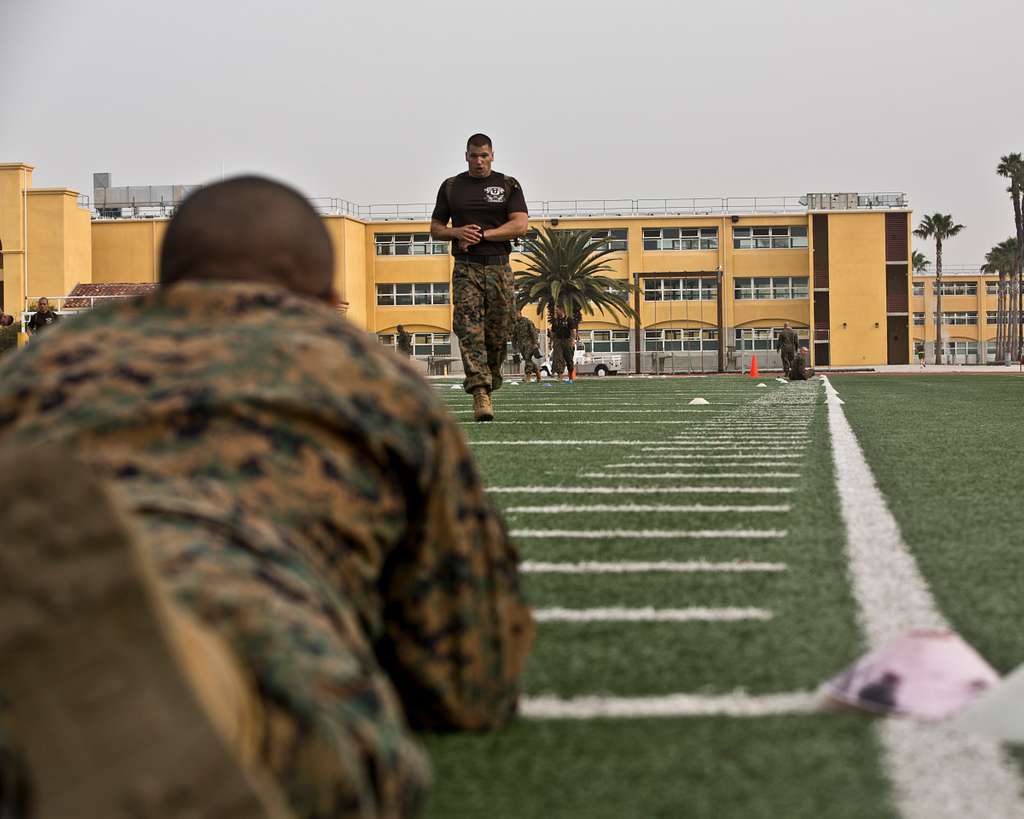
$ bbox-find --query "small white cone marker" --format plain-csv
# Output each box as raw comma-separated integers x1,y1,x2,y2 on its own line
688,397,710,405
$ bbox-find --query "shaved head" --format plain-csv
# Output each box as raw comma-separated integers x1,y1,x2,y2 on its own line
160,176,335,302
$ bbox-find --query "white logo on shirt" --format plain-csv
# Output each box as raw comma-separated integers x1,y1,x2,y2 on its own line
484,186,505,203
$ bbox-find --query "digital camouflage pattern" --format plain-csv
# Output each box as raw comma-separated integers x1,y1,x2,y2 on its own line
511,315,540,379
0,281,535,818
452,260,514,394
551,338,576,377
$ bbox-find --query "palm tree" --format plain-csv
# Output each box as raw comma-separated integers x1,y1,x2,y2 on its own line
996,154,1024,360
914,213,965,364
514,228,638,328
912,250,931,273
982,238,1016,361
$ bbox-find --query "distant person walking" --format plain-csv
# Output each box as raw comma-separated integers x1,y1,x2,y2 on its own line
512,309,541,383
776,322,799,376
549,306,578,381
27,298,60,338
430,134,529,421
396,324,413,357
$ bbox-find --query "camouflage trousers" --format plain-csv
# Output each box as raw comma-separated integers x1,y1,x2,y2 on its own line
139,513,431,819
515,344,541,378
551,338,575,376
780,348,795,376
452,260,514,394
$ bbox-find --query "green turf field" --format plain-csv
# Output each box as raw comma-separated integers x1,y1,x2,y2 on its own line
419,373,1023,818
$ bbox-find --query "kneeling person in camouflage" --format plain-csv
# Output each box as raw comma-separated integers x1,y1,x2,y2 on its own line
0,177,535,819
430,134,529,421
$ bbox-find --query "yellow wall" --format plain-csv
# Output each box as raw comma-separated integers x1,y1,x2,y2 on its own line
827,213,888,366
0,164,32,318
64,192,93,294
91,220,164,283
25,188,92,303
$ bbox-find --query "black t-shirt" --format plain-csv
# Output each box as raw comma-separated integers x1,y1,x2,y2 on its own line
550,314,578,340
431,171,528,257
28,310,60,333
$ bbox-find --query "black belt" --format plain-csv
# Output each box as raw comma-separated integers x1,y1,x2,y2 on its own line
453,254,509,265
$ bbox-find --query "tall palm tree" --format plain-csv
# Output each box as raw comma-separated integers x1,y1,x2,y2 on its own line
912,250,931,273
982,238,1017,361
514,228,638,327
914,213,965,364
996,154,1024,360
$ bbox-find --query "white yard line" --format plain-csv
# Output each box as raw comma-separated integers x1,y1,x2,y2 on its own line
471,440,652,446
521,691,819,720
488,485,795,494
625,454,804,460
579,471,800,479
604,462,798,468
534,606,773,623
521,560,787,573
506,503,790,514
822,376,1024,819
448,408,734,414
511,528,786,539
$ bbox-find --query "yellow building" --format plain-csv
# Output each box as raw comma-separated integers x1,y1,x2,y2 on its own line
910,267,1005,364
1,165,924,370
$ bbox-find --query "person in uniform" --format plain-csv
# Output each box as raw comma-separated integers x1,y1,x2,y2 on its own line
396,324,413,357
26,297,60,338
775,322,799,377
512,309,541,383
429,134,529,421
549,306,578,381
788,346,814,380
0,176,534,819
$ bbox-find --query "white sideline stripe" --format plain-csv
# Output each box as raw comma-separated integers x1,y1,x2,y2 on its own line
622,450,806,456
521,691,819,719
605,462,797,468
534,606,773,623
472,440,651,445
448,409,733,414
580,472,800,479
506,503,790,513
521,560,787,573
510,528,786,539
822,376,1024,819
489,485,795,494
641,448,805,454
472,420,752,426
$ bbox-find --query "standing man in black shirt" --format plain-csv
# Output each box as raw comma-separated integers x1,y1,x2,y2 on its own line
27,297,60,338
431,134,529,421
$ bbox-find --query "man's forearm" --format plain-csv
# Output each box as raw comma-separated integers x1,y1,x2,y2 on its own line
481,216,528,242
430,220,458,241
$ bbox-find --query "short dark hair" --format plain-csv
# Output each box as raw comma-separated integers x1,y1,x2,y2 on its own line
466,133,492,150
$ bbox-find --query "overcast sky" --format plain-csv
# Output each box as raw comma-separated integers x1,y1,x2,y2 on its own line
2,0,1022,264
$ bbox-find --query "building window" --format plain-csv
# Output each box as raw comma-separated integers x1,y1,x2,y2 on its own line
914,340,925,358
986,282,999,296
912,281,925,296
375,233,448,256
938,281,977,296
414,332,452,357
587,228,628,251
378,334,395,348
944,340,978,362
733,276,809,300
912,312,925,326
986,340,997,361
376,283,450,306
642,227,718,251
644,328,719,352
941,311,977,325
644,277,717,301
732,225,808,249
734,326,809,351
580,329,631,353
986,311,1024,325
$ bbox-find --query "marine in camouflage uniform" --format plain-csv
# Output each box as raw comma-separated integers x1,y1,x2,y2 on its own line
776,323,799,377
430,134,529,420
512,311,541,382
549,307,578,379
0,178,534,819
396,324,414,357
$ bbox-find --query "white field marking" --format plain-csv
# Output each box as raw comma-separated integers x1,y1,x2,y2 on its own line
822,376,1024,819
579,472,800,480
604,462,797,468
626,450,802,456
471,440,651,446
521,560,787,573
488,485,795,494
448,409,735,414
467,420,754,426
521,691,819,720
510,528,786,539
505,503,790,514
533,607,773,623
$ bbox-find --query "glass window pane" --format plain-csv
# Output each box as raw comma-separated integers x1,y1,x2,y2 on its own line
643,239,659,251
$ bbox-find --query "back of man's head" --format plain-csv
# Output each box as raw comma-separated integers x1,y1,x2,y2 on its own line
159,176,335,302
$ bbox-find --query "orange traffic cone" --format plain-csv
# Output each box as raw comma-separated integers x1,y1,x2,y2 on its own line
749,356,760,378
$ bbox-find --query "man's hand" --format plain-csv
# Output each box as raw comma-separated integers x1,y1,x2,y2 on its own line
453,225,482,246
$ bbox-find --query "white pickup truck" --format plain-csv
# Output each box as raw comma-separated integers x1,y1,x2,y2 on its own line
540,343,621,377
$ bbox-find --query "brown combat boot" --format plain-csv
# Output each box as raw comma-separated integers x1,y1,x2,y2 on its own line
0,447,293,819
472,387,494,421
